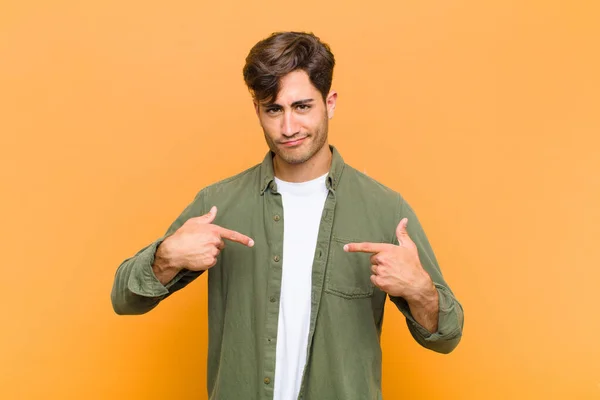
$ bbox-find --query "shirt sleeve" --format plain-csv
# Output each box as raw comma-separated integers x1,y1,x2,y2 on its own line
110,190,207,315
388,197,464,354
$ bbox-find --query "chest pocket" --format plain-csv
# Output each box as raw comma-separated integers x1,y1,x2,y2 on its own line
324,236,375,299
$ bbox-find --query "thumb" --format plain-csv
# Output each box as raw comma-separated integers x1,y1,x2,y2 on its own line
395,218,409,245
199,206,217,224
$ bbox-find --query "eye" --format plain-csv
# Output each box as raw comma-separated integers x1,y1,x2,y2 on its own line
266,107,282,115
296,104,311,112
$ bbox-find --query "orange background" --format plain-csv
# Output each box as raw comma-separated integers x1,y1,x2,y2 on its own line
1,1,599,399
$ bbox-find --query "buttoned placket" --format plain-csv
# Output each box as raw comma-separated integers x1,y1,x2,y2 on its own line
261,181,284,399
259,164,342,400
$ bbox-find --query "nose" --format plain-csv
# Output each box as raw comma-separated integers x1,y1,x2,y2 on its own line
281,111,300,138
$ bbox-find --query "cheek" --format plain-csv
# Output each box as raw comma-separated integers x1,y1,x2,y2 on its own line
300,114,321,131
259,116,278,135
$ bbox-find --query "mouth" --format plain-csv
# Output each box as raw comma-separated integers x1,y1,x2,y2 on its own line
280,137,307,147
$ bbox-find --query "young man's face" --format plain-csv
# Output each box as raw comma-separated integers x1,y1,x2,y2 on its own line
255,70,337,166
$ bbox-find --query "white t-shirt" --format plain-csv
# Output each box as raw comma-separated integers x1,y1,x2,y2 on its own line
273,172,329,400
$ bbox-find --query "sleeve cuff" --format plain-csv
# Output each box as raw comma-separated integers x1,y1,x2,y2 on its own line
411,284,462,341
392,283,463,343
127,237,170,298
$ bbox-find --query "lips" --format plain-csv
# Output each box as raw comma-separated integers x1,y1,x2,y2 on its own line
280,137,307,147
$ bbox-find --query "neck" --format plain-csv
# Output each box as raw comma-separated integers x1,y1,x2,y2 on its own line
273,144,332,183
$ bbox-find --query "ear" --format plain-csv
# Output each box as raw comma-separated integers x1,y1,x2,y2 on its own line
326,90,338,119
253,100,259,117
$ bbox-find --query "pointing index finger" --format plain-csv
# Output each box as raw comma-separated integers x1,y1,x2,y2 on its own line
214,226,255,247
343,242,389,254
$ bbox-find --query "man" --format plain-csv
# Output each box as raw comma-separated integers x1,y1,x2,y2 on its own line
111,31,464,400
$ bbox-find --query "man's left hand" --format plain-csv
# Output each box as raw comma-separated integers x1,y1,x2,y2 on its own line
344,218,435,302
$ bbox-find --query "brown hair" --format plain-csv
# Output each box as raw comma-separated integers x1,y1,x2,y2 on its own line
242,31,335,104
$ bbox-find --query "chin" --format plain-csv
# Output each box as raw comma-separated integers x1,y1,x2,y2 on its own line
278,150,312,165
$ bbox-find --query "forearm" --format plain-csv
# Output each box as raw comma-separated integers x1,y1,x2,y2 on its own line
391,285,463,354
407,283,439,334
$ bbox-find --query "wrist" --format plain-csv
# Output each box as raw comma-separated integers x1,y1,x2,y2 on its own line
407,275,437,308
152,239,183,283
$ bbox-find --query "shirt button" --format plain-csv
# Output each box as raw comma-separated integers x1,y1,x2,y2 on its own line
273,255,280,262
270,296,277,303
264,377,271,384
273,214,280,221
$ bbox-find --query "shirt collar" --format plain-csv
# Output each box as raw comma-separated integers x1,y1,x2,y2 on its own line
259,144,345,195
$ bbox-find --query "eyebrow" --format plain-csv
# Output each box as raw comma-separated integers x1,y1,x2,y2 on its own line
264,98,315,109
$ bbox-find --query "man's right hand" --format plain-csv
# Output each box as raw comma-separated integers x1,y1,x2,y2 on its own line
152,206,254,284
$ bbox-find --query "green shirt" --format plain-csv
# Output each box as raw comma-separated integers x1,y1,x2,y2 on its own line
111,145,464,400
